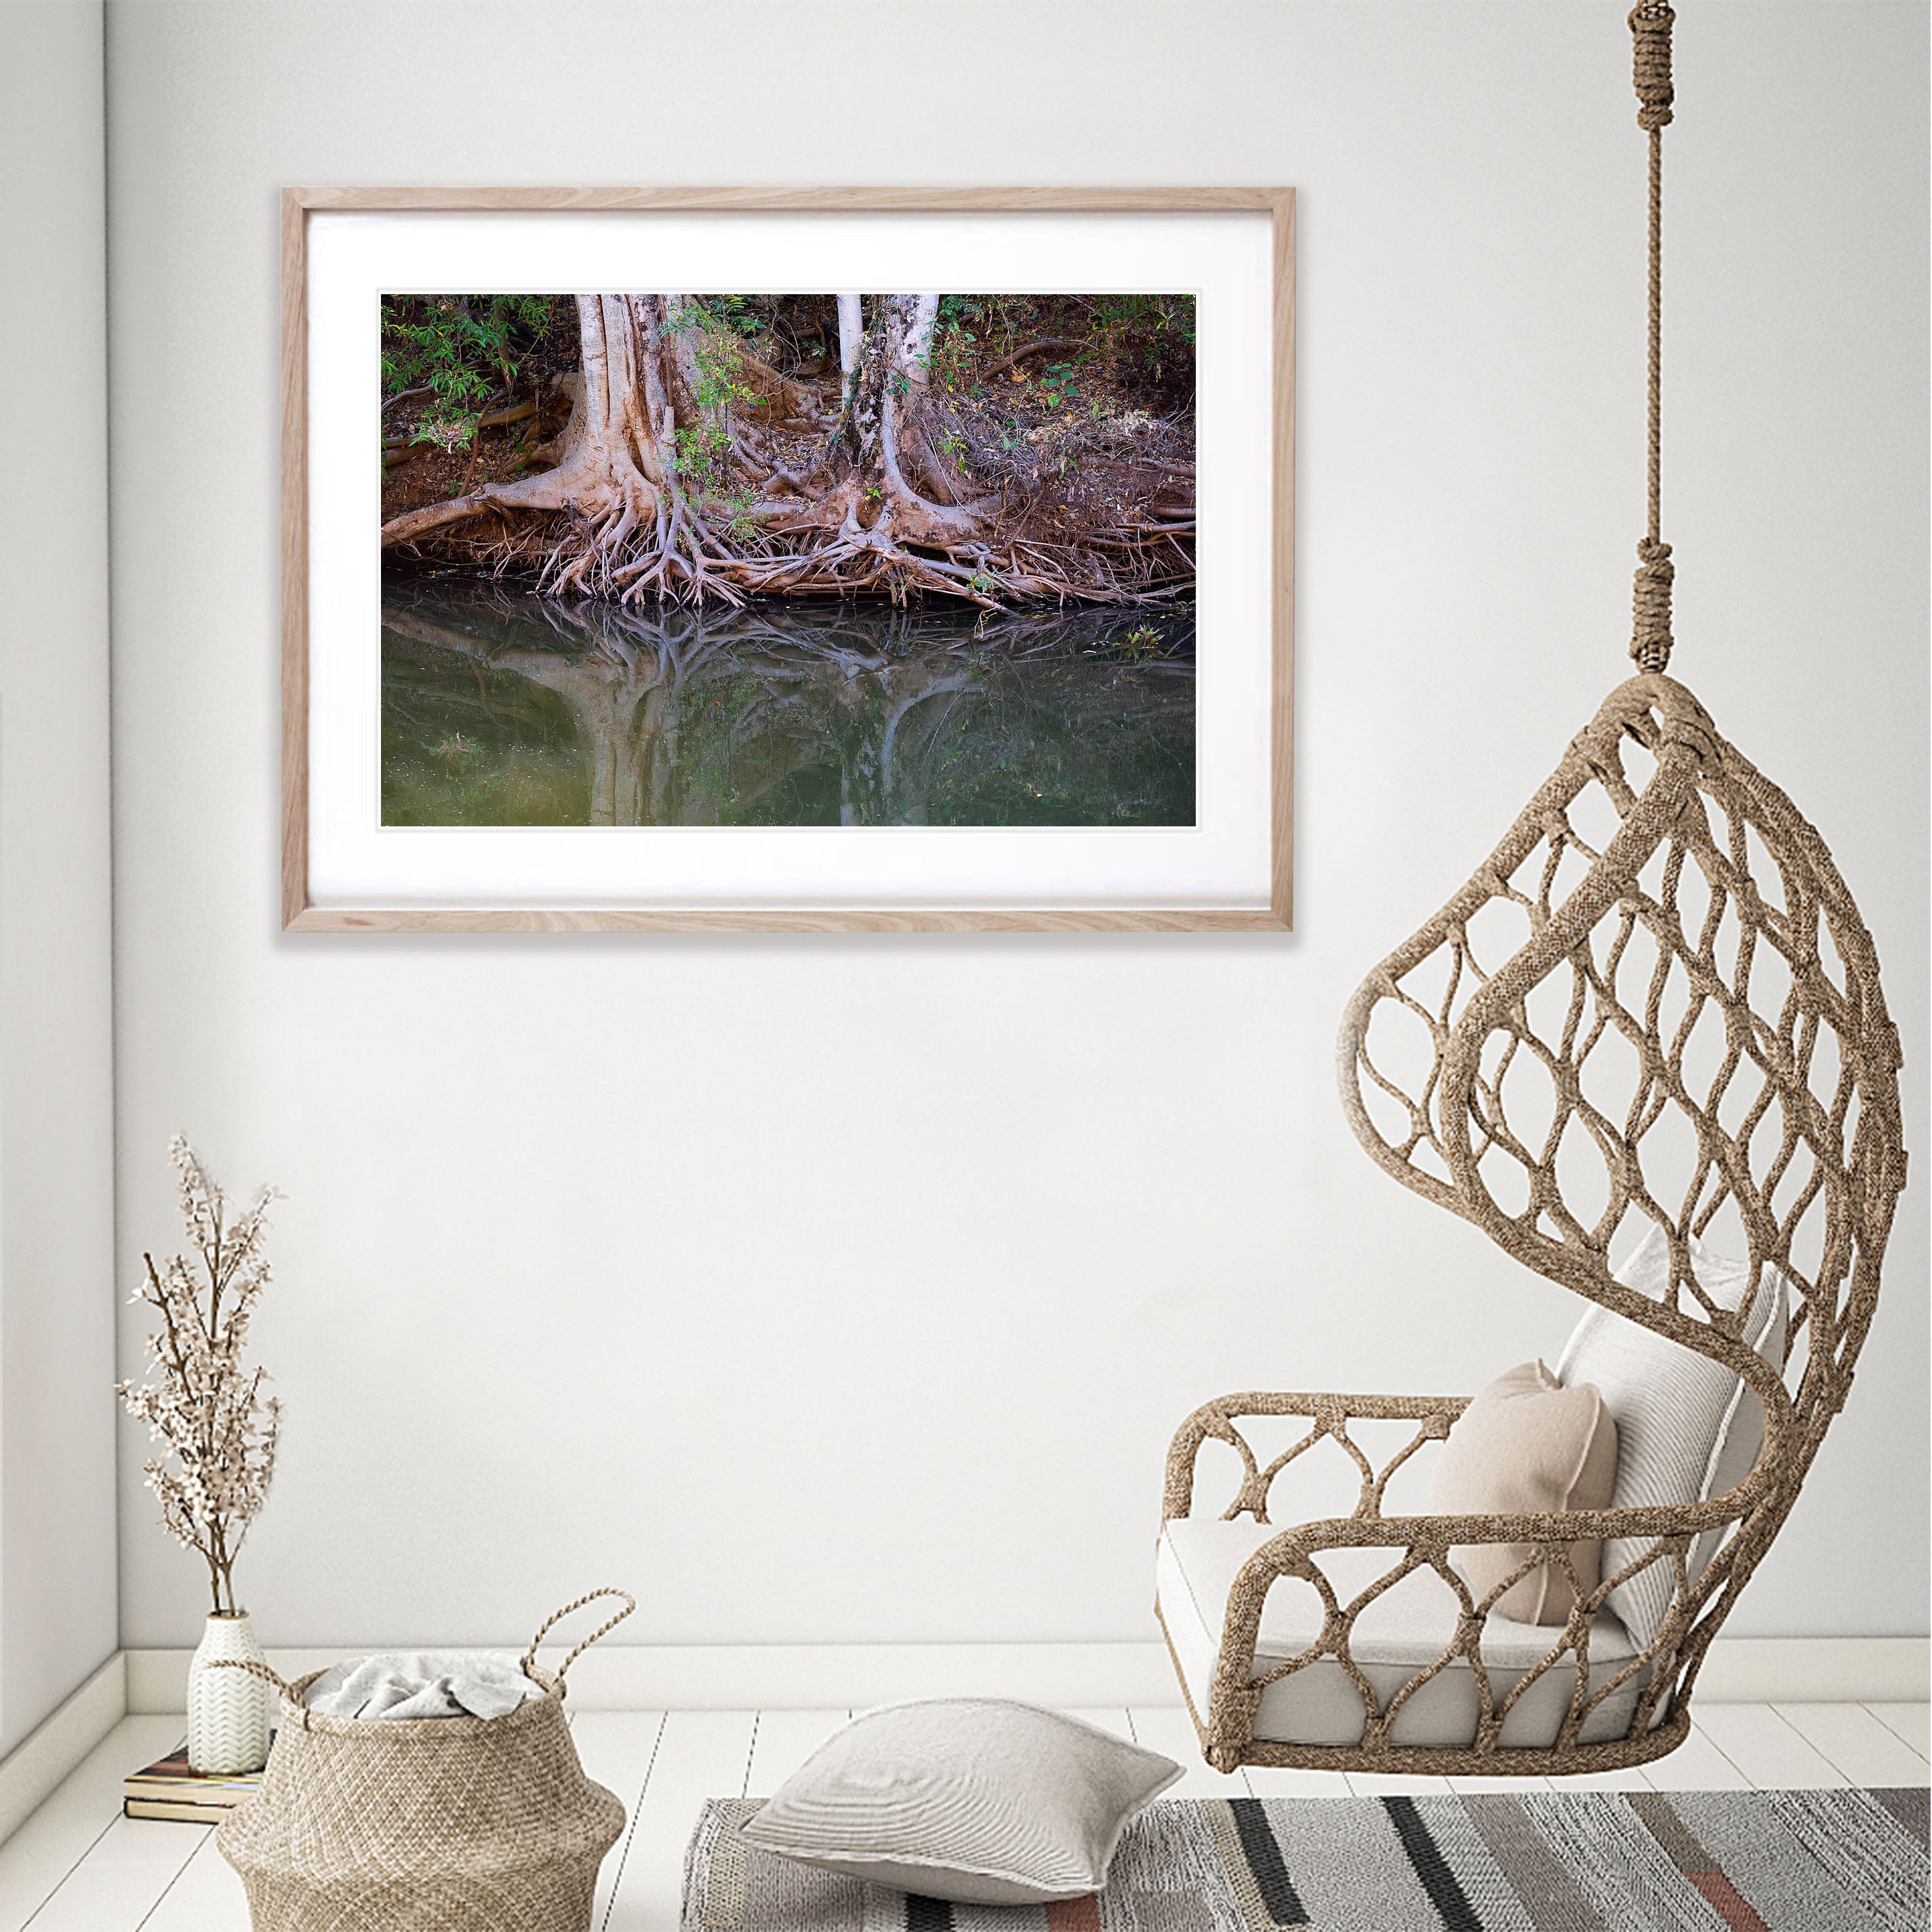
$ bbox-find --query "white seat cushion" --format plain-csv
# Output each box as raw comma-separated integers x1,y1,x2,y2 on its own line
1156,1516,1647,1751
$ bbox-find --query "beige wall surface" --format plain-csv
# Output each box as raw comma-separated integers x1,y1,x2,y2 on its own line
106,1,1927,1651
0,1,119,1750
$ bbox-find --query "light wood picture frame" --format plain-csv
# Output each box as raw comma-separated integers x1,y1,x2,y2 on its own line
283,187,1293,932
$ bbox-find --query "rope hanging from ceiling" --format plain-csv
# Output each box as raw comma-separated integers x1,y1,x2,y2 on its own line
1629,0,1676,674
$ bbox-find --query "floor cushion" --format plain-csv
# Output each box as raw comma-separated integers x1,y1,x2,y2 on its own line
737,1699,1180,1904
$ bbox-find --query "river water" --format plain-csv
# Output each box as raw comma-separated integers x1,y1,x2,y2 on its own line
381,578,1195,828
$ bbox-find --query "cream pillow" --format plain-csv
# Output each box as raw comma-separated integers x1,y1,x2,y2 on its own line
737,1699,1181,1905
1556,1224,1789,1649
1427,1359,1618,1624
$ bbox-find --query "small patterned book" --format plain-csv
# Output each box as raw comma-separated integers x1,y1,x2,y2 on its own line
123,1742,266,1824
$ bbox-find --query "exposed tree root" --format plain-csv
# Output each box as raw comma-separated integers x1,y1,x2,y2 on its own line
381,294,1194,611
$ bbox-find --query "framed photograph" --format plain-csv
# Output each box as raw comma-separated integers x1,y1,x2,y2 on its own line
283,188,1293,931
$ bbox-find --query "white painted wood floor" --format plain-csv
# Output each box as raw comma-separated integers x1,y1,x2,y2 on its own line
0,1702,1923,1931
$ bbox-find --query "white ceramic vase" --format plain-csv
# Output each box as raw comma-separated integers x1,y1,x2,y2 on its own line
186,1611,273,1775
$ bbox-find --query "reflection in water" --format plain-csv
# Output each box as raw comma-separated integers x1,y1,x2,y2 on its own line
381,579,1195,828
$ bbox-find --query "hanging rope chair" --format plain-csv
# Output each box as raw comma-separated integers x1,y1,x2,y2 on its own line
1155,3,1906,1777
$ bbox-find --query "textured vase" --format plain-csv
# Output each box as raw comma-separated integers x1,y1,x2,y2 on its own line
188,1611,273,1775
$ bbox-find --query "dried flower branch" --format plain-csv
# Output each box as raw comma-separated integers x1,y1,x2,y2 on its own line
119,1135,283,1617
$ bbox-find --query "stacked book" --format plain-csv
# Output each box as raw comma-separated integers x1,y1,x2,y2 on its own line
123,1744,267,1824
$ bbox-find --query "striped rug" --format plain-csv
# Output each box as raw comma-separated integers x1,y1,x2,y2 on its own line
681,1788,1928,1931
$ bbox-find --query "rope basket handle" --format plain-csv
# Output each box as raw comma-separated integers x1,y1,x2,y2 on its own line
521,1588,636,1692
205,1657,298,1699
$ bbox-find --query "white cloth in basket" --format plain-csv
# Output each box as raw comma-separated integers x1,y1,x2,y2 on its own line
303,1652,546,1721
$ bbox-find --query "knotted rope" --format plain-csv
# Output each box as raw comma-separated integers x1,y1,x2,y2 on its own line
1632,536,1674,672
1631,0,1675,129
1629,0,1676,672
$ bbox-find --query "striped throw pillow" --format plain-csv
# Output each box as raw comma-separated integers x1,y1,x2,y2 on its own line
1556,1224,1789,1649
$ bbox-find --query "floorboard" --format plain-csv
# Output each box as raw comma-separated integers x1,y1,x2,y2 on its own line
1108,1706,1351,1797
0,1699,1917,1927
1867,1702,1932,1763
17,1816,205,1932
1126,1705,1251,1798
1638,1720,1753,1790
569,1711,666,1931
1775,1702,1932,1788
1060,1708,1135,1742
1342,1769,1457,1796
1558,1764,1657,1791
0,1718,183,1932
1693,1702,1847,1788
601,1710,756,1932
745,1710,849,1796
132,1831,247,1932
1241,1763,1354,1797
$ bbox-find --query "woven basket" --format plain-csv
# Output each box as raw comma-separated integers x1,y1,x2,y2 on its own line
214,1590,632,1932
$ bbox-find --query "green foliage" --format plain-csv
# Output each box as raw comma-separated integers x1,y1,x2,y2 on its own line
930,323,976,392
707,483,761,544
673,421,733,491
696,294,766,340
931,298,987,390
382,295,557,448
1091,294,1196,374
668,304,758,495
1039,359,1079,409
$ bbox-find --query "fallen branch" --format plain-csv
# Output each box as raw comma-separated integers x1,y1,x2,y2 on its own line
981,337,1087,383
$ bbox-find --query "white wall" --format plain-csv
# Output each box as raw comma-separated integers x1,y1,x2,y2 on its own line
108,1,1927,1654
0,2,119,1750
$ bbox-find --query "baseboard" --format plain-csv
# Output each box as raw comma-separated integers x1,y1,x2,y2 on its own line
123,1641,1184,1714
123,1634,1928,1715
1690,1637,1929,1704
0,1654,126,1843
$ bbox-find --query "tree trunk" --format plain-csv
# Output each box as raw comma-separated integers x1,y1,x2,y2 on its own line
903,295,940,383
836,295,864,380
381,297,664,579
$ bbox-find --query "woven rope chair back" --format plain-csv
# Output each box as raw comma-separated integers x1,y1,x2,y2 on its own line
1338,672,1906,1699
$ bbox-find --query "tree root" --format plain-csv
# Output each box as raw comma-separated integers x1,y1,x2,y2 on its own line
380,293,1193,612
